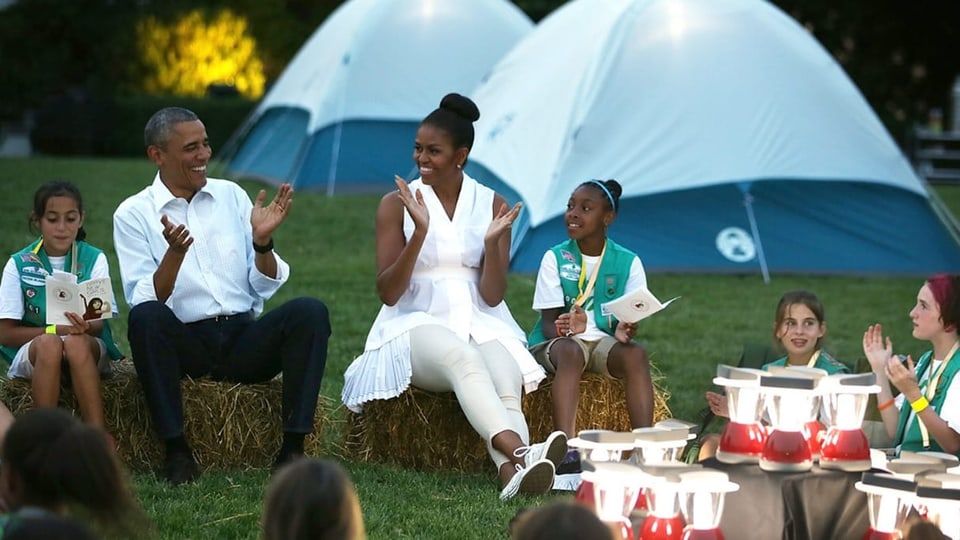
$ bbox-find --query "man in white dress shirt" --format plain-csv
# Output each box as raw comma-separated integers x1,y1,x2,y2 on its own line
113,107,331,485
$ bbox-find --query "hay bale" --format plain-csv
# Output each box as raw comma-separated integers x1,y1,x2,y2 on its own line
0,360,336,472
525,371,672,442
345,387,491,472
346,371,672,473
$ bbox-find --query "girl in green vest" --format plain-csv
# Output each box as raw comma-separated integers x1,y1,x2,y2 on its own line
863,274,960,457
528,179,655,467
0,181,122,437
699,289,848,459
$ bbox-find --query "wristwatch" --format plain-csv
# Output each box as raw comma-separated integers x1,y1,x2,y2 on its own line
253,238,274,254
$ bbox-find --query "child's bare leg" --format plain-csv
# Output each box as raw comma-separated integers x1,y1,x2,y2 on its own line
698,434,721,461
609,343,654,428
63,335,105,430
550,340,587,438
29,335,65,407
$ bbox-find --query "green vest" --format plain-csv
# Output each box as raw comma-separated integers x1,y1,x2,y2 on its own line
895,349,960,456
528,238,636,346
0,238,123,362
761,350,850,374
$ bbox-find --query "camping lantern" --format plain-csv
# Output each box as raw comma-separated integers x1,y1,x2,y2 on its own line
569,431,639,510
759,375,819,472
677,470,738,540
766,365,828,462
582,461,648,540
855,472,917,540
638,464,698,540
818,373,879,471
914,473,960,539
712,365,767,464
632,425,694,465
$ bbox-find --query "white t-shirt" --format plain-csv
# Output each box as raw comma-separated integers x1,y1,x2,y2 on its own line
532,250,647,341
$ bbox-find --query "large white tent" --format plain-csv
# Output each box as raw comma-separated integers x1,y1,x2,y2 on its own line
224,0,532,194
466,0,960,276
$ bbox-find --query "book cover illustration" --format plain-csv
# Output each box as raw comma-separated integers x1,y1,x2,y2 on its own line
45,270,114,325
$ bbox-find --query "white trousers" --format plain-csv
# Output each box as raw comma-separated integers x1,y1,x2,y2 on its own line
409,325,529,468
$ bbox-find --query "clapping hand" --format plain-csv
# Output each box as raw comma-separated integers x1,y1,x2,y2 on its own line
862,323,893,373
705,391,729,417
395,175,428,231
485,201,522,245
160,214,193,254
251,183,293,242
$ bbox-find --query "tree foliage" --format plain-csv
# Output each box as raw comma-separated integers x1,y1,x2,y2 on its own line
135,9,265,99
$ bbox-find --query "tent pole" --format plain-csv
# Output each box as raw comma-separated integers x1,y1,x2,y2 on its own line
743,191,770,284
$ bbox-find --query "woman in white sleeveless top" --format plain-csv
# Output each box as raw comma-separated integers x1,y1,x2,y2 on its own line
342,93,566,500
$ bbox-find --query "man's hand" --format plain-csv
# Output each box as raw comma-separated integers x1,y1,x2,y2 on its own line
251,183,293,244
161,214,193,254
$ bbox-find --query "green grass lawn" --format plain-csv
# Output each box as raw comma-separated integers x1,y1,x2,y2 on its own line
1,156,958,539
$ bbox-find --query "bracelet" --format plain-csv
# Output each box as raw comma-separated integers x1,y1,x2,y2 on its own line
253,238,274,254
44,324,56,335
910,396,930,414
877,398,895,411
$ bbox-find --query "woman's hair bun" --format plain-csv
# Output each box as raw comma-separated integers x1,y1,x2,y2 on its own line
439,93,480,122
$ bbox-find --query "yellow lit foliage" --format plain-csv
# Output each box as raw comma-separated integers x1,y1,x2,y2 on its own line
137,9,265,99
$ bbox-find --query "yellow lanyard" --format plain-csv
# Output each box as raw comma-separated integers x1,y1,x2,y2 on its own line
917,340,959,448
574,242,606,308
805,350,821,368
32,239,78,276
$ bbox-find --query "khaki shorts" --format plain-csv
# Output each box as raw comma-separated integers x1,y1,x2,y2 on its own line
529,335,619,378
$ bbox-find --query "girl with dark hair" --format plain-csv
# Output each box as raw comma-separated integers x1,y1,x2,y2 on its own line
0,181,123,434
261,458,365,540
699,289,847,459
0,408,148,539
528,179,654,471
864,274,960,457
343,93,566,500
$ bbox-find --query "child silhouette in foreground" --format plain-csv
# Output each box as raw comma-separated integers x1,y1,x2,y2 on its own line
261,458,366,540
0,408,148,539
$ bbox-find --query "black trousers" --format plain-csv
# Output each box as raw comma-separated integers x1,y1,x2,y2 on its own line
128,298,331,440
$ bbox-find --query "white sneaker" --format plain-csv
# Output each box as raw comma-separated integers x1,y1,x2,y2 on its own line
514,430,568,468
499,459,556,501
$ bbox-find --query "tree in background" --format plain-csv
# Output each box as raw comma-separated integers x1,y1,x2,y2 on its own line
136,9,265,99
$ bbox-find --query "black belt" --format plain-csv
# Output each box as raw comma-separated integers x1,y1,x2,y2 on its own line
189,312,253,325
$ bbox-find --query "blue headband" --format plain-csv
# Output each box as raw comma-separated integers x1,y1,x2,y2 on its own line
590,180,617,211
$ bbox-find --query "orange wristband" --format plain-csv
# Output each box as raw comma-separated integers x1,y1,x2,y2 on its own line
877,398,895,411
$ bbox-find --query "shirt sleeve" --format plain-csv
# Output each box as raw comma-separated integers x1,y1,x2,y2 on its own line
113,202,160,307
0,258,24,320
940,375,960,433
625,256,647,292
532,251,564,310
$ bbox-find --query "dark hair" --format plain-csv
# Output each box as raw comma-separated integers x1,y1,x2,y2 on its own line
577,179,622,212
30,180,86,242
5,514,99,540
261,458,365,540
925,274,960,332
1,408,148,539
510,501,613,540
144,107,199,149
772,289,826,346
420,93,480,152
